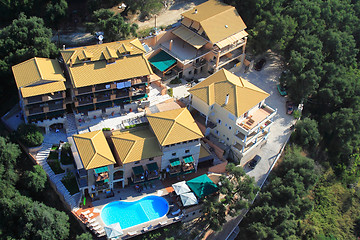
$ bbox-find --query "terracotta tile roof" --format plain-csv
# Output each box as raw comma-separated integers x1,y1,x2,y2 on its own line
189,69,269,117
147,108,204,146
111,128,162,164
181,0,247,44
60,39,145,65
67,54,153,88
73,130,116,170
12,57,66,98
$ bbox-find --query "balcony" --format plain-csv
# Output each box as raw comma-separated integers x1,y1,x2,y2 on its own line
75,96,94,106
95,83,115,92
214,39,246,56
193,58,207,68
94,93,111,103
114,89,129,99
236,105,277,135
75,86,94,95
45,92,65,101
114,171,124,180
27,106,44,115
48,102,65,112
131,77,148,86
211,48,243,69
25,95,43,104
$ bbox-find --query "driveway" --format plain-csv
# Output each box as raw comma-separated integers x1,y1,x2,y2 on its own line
233,53,295,186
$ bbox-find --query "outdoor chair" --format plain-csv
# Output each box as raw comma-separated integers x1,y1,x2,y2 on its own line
128,231,137,236
92,225,101,231
171,209,181,216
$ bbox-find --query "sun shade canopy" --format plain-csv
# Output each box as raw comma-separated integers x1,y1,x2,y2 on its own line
170,158,181,167
183,155,194,163
187,174,219,198
146,162,159,171
172,26,208,49
172,181,191,195
149,51,177,72
180,192,198,207
94,166,109,174
132,166,144,175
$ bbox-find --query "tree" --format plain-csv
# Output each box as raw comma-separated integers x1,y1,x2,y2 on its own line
86,9,138,42
16,124,44,147
45,0,68,29
292,118,320,150
76,232,94,240
124,0,163,20
202,196,227,231
0,13,58,87
24,165,47,192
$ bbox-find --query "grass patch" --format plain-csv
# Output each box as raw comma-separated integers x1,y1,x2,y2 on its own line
60,143,74,165
167,88,173,97
51,145,59,151
137,27,153,38
62,176,79,195
48,160,65,174
48,151,58,160
170,77,181,84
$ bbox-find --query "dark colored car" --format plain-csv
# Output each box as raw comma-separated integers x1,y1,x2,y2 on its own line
286,101,294,115
254,58,266,71
249,155,261,169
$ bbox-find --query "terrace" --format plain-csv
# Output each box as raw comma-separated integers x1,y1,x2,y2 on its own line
236,105,277,134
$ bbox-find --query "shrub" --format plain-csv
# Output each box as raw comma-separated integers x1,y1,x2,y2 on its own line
102,128,111,131
60,143,74,165
170,77,181,84
167,88,173,97
16,124,44,147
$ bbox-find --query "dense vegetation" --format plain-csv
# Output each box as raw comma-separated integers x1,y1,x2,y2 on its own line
225,0,360,239
15,124,44,147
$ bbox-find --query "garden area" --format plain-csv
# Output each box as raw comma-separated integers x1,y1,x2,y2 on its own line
47,144,65,174
60,143,74,165
61,172,79,196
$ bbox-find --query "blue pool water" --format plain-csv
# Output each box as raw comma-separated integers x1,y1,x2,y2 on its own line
101,196,169,229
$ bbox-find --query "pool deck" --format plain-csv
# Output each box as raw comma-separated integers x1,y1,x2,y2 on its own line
79,180,183,239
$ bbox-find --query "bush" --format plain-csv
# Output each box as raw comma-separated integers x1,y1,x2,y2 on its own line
170,77,181,84
102,128,111,131
48,160,64,174
167,88,173,97
16,124,44,147
60,143,74,165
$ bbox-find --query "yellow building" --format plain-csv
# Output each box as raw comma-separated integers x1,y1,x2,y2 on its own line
147,108,204,177
143,0,248,80
12,57,67,132
189,69,277,159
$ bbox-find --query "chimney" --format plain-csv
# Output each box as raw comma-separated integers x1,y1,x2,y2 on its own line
225,94,229,105
62,45,66,50
194,9,198,14
169,40,173,51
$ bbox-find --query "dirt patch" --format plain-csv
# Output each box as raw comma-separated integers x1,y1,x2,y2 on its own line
135,0,207,30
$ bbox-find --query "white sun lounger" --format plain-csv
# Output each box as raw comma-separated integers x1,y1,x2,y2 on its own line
92,225,101,231
87,213,94,218
87,218,96,224
159,221,167,226
175,214,184,221
143,225,152,232
82,210,91,215
171,209,181,216
93,208,101,213
128,231,137,236
96,229,105,236
89,222,99,228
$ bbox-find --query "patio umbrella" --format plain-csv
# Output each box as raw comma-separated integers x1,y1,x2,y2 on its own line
186,174,219,198
172,181,191,195
104,222,123,239
179,192,198,207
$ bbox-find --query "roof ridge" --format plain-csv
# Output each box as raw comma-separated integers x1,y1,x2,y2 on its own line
177,120,203,138
160,118,176,145
33,57,44,84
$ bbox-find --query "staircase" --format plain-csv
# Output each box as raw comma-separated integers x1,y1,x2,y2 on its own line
65,113,78,137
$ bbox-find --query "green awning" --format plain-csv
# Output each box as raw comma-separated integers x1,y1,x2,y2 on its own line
132,165,144,175
94,166,109,174
104,179,109,183
170,158,180,167
187,174,219,198
146,162,158,171
132,93,148,101
149,50,177,72
183,155,194,163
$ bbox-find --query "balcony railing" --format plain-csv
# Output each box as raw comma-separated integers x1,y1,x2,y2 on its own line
48,102,65,111
76,86,93,95
28,106,43,115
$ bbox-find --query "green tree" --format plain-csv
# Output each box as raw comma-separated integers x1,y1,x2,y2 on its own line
202,195,227,231
76,232,94,240
86,9,138,42
16,124,44,147
292,118,320,150
45,0,68,29
0,13,58,86
124,0,163,20
23,165,47,192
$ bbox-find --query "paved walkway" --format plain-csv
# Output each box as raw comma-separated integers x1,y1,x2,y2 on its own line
35,143,80,209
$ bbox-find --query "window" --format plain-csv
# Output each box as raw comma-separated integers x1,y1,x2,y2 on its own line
210,105,214,110
149,157,154,161
215,130,219,136
217,119,222,125
134,161,140,164
199,210,202,213
227,137,229,141
172,153,176,156
225,123,228,127
185,149,190,153
228,126,232,130
193,212,196,215
189,70,192,75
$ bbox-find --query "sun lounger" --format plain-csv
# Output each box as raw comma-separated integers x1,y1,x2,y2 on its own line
159,221,167,226
171,209,181,216
175,214,184,221
82,210,91,215
93,208,101,213
143,225,152,232
92,225,101,231
87,218,96,224
89,222,99,228
128,231,137,236
87,213,94,218
96,229,105,236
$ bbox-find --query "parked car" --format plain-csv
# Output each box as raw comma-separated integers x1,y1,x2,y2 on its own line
277,84,287,96
286,101,294,115
254,58,266,71
248,155,261,169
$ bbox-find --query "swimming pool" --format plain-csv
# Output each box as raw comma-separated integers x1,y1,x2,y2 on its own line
101,196,169,229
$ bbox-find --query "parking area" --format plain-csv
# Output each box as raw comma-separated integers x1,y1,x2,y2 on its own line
233,53,295,186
